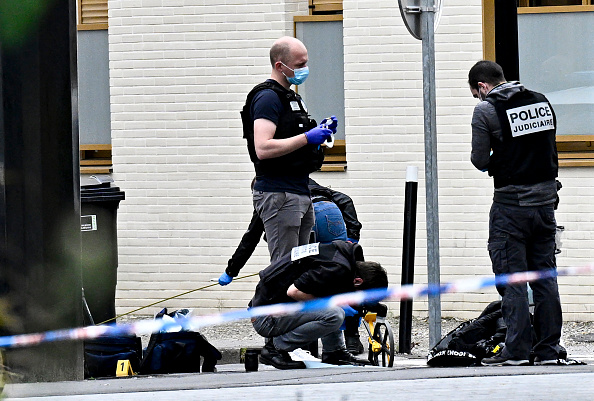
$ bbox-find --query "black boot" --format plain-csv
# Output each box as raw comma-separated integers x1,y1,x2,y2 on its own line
345,334,364,355
322,349,370,366
260,342,306,370
344,316,363,354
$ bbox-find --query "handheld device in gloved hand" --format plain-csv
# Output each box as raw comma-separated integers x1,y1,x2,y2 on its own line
320,116,338,148
305,126,332,145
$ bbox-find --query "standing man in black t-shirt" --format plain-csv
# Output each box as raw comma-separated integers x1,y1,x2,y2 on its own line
468,60,563,367
241,36,338,264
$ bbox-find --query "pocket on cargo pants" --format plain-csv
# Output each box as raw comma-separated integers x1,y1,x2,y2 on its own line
488,239,508,296
488,240,508,276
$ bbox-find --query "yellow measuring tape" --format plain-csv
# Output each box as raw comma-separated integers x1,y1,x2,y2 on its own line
96,272,260,326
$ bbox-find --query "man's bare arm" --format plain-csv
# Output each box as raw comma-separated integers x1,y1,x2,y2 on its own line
287,284,315,301
253,118,307,160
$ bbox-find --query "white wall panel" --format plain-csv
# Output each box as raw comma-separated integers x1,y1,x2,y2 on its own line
108,0,594,321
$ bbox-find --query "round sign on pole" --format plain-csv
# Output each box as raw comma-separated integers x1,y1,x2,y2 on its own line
398,0,443,40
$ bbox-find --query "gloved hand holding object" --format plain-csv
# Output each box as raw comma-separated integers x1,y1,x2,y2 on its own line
321,116,338,148
305,126,332,145
321,115,338,134
218,272,233,286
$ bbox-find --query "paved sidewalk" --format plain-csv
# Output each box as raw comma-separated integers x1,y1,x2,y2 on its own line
3,320,593,401
4,315,590,400
4,362,594,400
199,318,594,366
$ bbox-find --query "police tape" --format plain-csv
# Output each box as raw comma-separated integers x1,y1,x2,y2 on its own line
0,264,592,349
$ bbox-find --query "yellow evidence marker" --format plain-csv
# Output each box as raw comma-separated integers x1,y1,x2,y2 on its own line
116,359,135,377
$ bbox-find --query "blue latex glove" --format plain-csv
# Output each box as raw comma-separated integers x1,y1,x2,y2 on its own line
347,238,358,244
341,305,358,317
305,127,332,145
218,272,233,286
321,115,338,134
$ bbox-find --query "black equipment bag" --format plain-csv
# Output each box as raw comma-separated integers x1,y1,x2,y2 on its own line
84,334,143,378
426,320,481,367
139,308,222,374
140,331,222,374
427,301,504,367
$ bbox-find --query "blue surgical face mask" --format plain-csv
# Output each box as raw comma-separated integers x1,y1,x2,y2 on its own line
281,62,309,86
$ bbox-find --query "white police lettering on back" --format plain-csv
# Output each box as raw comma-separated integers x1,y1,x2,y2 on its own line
291,243,320,261
506,102,555,137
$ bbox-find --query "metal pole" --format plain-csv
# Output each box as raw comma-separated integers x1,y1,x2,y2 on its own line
399,166,418,354
421,0,442,348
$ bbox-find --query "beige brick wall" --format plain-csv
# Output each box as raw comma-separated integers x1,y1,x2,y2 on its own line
109,0,594,322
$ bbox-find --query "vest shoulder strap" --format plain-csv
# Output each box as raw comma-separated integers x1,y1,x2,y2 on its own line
241,81,298,139
245,81,295,107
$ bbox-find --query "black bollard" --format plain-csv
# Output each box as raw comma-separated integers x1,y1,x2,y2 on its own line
399,166,418,354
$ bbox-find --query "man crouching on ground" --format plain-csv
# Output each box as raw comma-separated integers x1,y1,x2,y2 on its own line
249,240,388,369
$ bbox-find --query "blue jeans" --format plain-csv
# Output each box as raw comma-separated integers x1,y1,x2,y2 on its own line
252,307,345,353
488,202,562,360
312,201,347,243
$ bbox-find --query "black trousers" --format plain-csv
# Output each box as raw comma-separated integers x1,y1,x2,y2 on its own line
488,202,562,360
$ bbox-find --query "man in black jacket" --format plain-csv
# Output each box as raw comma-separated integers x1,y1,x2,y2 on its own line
468,60,562,367
249,240,388,369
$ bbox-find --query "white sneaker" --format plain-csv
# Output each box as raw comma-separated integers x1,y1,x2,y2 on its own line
533,358,559,366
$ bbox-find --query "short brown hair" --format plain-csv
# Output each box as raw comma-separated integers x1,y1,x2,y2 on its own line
269,41,291,66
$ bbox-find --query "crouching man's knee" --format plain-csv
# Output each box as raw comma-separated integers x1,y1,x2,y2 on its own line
325,306,345,330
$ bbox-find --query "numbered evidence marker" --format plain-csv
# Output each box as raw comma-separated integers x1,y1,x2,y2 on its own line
116,359,135,377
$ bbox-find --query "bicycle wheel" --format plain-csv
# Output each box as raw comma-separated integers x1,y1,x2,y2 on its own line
368,321,395,367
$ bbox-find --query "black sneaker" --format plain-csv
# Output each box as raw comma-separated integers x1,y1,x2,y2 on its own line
481,353,529,366
259,343,306,370
322,349,370,366
345,335,364,355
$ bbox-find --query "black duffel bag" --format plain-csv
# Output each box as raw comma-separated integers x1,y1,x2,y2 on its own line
139,308,222,374
84,334,142,378
140,330,222,374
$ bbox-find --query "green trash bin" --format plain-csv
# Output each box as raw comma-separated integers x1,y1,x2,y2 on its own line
81,175,125,325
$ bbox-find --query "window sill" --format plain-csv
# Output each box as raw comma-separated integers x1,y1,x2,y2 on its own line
320,139,346,172
518,5,594,14
80,144,112,174
557,135,594,167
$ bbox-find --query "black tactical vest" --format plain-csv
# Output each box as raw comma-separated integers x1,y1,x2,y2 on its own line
487,89,558,188
241,80,323,176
